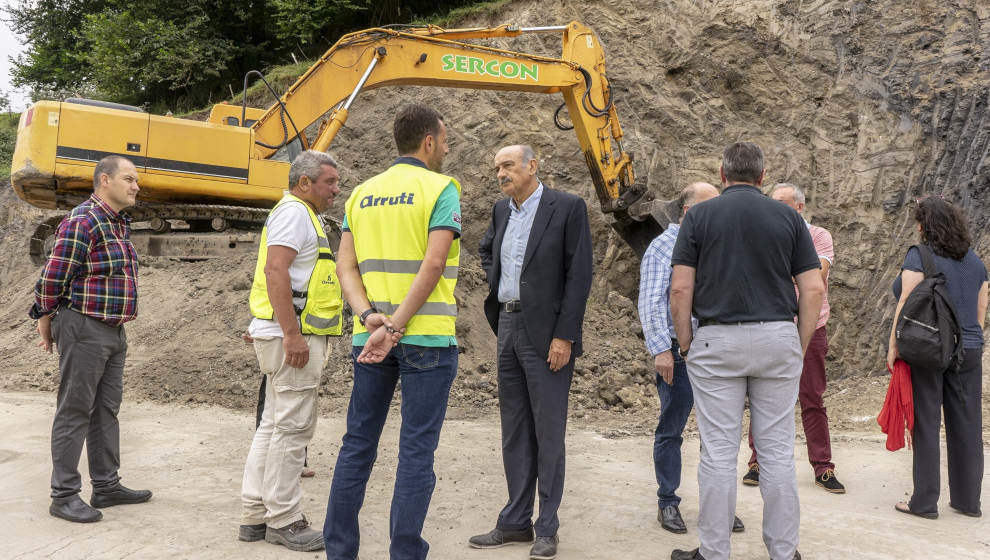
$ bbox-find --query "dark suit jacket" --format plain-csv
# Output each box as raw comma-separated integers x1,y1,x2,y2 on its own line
479,186,593,358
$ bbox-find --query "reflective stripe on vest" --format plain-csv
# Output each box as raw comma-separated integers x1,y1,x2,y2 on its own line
249,194,343,336
358,259,458,279
345,163,460,338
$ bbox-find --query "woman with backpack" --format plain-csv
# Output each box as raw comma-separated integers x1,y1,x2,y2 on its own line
887,196,987,519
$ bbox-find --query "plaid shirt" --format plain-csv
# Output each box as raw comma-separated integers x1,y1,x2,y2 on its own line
31,194,139,326
638,224,680,355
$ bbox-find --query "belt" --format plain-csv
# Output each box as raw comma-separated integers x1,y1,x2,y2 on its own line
698,319,767,328
499,300,522,313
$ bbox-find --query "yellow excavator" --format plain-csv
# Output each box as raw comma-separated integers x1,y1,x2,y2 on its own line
11,21,672,264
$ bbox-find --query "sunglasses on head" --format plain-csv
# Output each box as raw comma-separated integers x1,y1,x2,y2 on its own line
914,194,945,204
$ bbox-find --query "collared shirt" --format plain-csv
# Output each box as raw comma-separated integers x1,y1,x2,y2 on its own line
31,194,139,326
671,184,820,323
498,183,544,302
638,224,679,355
805,222,833,329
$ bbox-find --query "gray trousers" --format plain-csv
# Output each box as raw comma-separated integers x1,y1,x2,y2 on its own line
50,307,126,499
687,321,802,560
495,311,573,537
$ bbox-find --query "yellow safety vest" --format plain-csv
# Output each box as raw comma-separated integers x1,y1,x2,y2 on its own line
249,194,342,335
345,163,460,337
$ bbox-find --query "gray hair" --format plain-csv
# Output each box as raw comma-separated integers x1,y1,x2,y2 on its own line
771,182,805,204
518,144,537,163
93,155,132,188
289,150,338,188
721,142,764,185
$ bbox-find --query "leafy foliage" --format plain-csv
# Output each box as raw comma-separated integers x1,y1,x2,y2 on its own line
0,116,20,180
77,6,236,106
6,0,504,112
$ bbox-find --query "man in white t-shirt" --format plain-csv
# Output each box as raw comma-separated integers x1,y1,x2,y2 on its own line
238,150,342,552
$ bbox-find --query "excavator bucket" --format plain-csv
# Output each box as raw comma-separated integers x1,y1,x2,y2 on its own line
610,194,682,258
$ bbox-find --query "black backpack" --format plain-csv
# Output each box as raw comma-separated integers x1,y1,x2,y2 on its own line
895,245,966,395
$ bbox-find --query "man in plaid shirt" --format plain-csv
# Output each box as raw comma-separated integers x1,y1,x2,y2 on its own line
639,182,746,535
30,155,151,523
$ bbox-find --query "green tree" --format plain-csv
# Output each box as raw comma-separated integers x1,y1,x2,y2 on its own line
270,0,370,51
6,0,499,111
6,0,108,100
77,6,235,106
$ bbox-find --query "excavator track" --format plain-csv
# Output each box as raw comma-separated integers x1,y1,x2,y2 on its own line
28,203,342,267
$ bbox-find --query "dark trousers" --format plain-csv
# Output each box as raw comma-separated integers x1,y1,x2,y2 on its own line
257,376,308,468
909,347,984,515
50,307,126,498
654,340,693,508
324,344,458,560
748,326,834,475
495,311,573,538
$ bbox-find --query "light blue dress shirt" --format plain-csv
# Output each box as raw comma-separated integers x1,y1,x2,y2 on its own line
498,183,544,302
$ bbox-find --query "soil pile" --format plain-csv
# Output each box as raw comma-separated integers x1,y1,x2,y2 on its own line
2,0,989,427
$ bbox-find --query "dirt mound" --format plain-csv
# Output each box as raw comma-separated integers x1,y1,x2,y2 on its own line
2,0,989,426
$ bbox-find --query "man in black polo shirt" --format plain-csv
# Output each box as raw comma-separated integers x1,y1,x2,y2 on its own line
667,142,824,560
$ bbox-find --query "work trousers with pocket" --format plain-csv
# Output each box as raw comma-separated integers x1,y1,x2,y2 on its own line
241,334,326,529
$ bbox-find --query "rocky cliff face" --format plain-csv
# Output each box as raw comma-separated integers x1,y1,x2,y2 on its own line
2,0,988,412
423,0,990,376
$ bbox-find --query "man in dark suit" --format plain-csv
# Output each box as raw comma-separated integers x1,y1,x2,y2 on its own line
470,145,593,560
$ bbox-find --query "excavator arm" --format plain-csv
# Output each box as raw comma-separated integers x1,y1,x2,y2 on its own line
249,22,664,253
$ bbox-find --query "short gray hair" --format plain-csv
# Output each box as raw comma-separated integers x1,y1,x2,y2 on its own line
518,144,536,163
93,155,132,188
289,150,338,189
771,183,805,204
721,142,764,185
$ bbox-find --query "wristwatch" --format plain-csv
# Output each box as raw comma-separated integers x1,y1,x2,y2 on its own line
358,307,378,326
678,346,689,358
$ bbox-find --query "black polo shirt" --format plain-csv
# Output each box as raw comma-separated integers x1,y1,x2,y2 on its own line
670,184,820,323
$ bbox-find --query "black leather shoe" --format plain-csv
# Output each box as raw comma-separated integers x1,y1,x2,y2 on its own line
50,495,102,523
529,535,558,560
468,527,535,548
732,515,745,532
742,464,760,486
659,504,687,534
90,484,152,508
671,548,705,560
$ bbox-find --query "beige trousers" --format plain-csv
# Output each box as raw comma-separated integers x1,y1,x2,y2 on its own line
241,335,326,529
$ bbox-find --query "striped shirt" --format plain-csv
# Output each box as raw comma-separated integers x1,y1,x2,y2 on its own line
31,194,139,326
638,224,680,356
805,223,833,329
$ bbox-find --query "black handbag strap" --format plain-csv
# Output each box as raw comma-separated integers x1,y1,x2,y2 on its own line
912,244,938,278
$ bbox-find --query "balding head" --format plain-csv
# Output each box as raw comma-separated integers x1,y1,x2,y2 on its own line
494,144,540,205
678,182,719,221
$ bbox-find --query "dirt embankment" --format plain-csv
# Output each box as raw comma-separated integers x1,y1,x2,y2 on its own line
2,0,990,429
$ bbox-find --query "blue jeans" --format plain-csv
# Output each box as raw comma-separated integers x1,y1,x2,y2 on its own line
654,339,694,508
323,344,458,560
